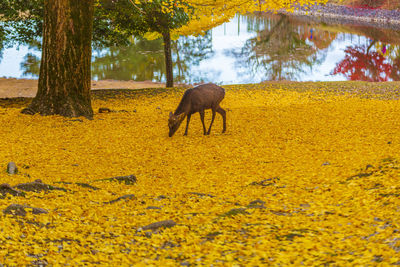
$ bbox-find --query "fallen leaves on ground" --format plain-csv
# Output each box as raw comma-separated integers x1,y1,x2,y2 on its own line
0,82,400,265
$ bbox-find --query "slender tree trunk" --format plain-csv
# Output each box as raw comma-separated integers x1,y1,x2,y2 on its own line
162,30,173,88
22,0,94,119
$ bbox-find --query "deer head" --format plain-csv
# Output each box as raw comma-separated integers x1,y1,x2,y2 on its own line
168,112,186,137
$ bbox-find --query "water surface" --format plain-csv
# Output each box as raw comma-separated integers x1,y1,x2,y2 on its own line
1,13,399,84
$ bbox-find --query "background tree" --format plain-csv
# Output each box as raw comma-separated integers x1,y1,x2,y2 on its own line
98,0,193,87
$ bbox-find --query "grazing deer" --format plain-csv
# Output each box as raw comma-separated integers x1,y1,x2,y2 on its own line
168,83,226,137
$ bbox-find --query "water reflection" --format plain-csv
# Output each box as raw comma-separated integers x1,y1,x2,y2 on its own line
1,13,400,83
331,40,400,81
92,38,165,81
229,14,328,81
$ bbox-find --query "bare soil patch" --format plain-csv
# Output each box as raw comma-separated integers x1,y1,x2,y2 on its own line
0,78,166,98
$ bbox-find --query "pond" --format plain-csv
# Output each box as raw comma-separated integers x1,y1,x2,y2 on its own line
1,13,399,84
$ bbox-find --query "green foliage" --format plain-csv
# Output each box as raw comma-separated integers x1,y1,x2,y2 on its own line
0,0,43,47
97,0,193,38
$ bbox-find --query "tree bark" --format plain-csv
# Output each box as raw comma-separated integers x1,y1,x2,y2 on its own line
162,30,174,88
22,0,94,119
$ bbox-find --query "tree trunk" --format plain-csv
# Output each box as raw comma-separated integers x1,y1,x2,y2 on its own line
22,0,94,119
162,31,174,88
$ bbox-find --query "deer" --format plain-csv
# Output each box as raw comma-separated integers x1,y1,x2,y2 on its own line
168,83,226,137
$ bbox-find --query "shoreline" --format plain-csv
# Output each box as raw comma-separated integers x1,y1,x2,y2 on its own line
281,3,400,29
0,78,168,98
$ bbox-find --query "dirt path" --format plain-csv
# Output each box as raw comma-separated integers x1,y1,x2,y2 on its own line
0,78,167,98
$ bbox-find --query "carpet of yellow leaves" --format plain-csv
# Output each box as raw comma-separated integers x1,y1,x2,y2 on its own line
0,82,400,265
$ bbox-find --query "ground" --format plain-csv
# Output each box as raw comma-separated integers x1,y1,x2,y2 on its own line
0,78,166,98
0,82,400,265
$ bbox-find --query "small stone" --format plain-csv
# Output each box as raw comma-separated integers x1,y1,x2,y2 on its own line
142,220,176,231
99,107,112,113
322,161,331,166
156,195,168,200
146,206,162,210
7,162,18,175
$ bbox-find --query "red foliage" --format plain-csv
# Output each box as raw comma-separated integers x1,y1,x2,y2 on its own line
331,45,393,82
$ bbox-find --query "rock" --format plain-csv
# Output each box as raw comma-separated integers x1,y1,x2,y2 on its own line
146,206,161,210
7,162,18,174
55,181,100,190
141,220,176,231
104,194,135,204
220,208,250,217
98,107,112,113
3,204,48,216
95,174,137,185
366,164,374,170
249,177,280,186
155,195,168,200
248,199,265,206
14,180,67,193
75,183,100,191
187,192,215,198
247,199,266,209
0,183,25,198
204,231,222,241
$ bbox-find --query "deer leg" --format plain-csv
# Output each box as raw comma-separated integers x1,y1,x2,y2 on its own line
207,109,216,135
216,106,226,133
184,113,191,136
199,110,207,135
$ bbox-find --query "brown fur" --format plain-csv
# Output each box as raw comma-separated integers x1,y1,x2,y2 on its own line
168,83,226,137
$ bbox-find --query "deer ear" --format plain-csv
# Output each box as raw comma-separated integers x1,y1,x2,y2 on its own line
169,112,173,118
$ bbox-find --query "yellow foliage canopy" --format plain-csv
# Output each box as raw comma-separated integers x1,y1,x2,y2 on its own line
0,82,399,265
175,0,329,36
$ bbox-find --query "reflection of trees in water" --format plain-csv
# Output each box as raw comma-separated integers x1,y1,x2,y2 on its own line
91,34,214,83
21,53,40,77
230,14,326,81
173,32,214,83
92,38,165,81
20,34,214,83
13,13,400,83
19,39,41,77
331,40,400,81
